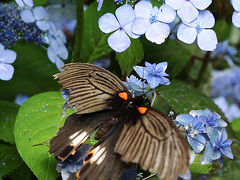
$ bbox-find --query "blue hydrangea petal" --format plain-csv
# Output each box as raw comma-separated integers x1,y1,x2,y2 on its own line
217,156,224,168
97,0,103,11
197,29,217,51
15,0,24,7
57,43,68,60
190,150,196,164
220,147,233,159
191,0,212,10
159,77,171,85
187,10,215,29
131,17,151,35
36,20,50,31
0,63,14,81
115,4,135,27
133,66,149,79
187,135,206,153
33,6,47,20
190,108,211,117
56,58,64,71
232,11,240,28
177,24,197,44
23,0,33,7
175,114,194,126
157,4,176,23
134,0,152,19
145,22,170,44
177,1,198,23
232,0,240,12
222,139,233,147
0,50,17,64
155,62,168,72
145,74,163,89
123,22,141,39
126,75,148,89
201,141,214,164
215,119,227,127
107,29,131,53
221,129,228,141
165,0,185,10
98,13,120,33
0,44,4,53
206,126,219,144
211,149,221,160
47,46,57,63
20,9,35,23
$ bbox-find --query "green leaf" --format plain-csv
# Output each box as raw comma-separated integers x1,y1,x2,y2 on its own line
157,80,226,119
0,101,19,144
143,39,203,77
0,143,22,178
190,154,212,174
0,42,59,101
6,162,33,180
14,91,74,180
33,0,47,6
80,1,116,62
213,20,230,42
232,118,240,140
116,39,144,75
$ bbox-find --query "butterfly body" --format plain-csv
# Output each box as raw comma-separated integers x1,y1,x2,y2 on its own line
50,63,189,180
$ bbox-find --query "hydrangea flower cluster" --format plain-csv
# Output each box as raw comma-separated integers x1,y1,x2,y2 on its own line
98,0,217,52
175,108,233,167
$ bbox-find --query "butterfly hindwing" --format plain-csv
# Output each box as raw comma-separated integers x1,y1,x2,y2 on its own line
50,111,112,161
54,63,130,114
114,108,189,180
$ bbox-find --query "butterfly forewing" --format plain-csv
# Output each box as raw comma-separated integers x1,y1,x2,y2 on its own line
114,108,189,180
54,63,130,114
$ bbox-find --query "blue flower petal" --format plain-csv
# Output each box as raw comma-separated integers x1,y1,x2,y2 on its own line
197,29,217,51
177,1,198,23
0,49,17,64
36,20,50,31
232,11,240,28
156,62,168,72
177,24,197,44
232,0,240,12
132,17,151,35
165,0,185,10
98,13,120,33
201,141,214,164
97,0,103,11
134,0,152,19
215,119,228,127
157,4,176,23
187,135,206,153
0,44,4,53
115,4,135,27
133,66,148,79
0,63,14,81
206,126,219,144
56,58,64,71
23,0,33,7
211,148,221,160
145,22,170,44
123,22,141,39
107,29,131,53
191,0,212,10
175,114,194,126
47,46,57,63
33,6,47,20
160,77,171,85
57,43,68,60
146,75,163,89
220,147,234,159
20,9,35,23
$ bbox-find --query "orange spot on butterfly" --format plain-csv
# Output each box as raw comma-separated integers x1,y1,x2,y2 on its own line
57,156,65,162
137,107,148,114
118,92,128,101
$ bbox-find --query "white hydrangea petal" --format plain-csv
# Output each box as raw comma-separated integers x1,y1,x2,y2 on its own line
0,44,4,54
165,0,185,10
36,20,50,31
123,22,141,39
134,0,152,19
20,9,35,23
232,11,240,28
157,4,176,23
187,10,215,28
33,6,47,20
0,50,17,64
177,1,199,23
107,30,131,53
0,63,14,81
145,22,170,44
97,0,103,11
232,0,240,12
177,23,197,44
57,44,68,60
116,4,135,27
197,29,218,51
191,0,212,10
15,0,24,7
98,13,120,33
47,46,57,63
131,17,151,35
24,0,33,7
56,57,64,71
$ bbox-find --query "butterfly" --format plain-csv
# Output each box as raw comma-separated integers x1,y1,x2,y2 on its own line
49,63,189,180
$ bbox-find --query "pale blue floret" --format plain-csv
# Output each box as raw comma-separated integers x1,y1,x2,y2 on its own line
232,0,240,28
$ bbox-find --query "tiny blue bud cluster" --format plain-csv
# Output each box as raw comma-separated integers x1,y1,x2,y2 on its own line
0,3,44,47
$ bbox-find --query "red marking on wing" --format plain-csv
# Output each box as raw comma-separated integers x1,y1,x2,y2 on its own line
118,92,128,101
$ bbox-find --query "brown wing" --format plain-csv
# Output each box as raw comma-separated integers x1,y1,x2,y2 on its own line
77,128,130,180
54,63,129,114
114,108,189,180
49,111,112,161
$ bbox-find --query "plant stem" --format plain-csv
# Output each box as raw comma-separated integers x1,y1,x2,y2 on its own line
72,0,84,61
195,52,211,88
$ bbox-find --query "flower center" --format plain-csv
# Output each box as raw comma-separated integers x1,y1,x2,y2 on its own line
196,24,202,33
